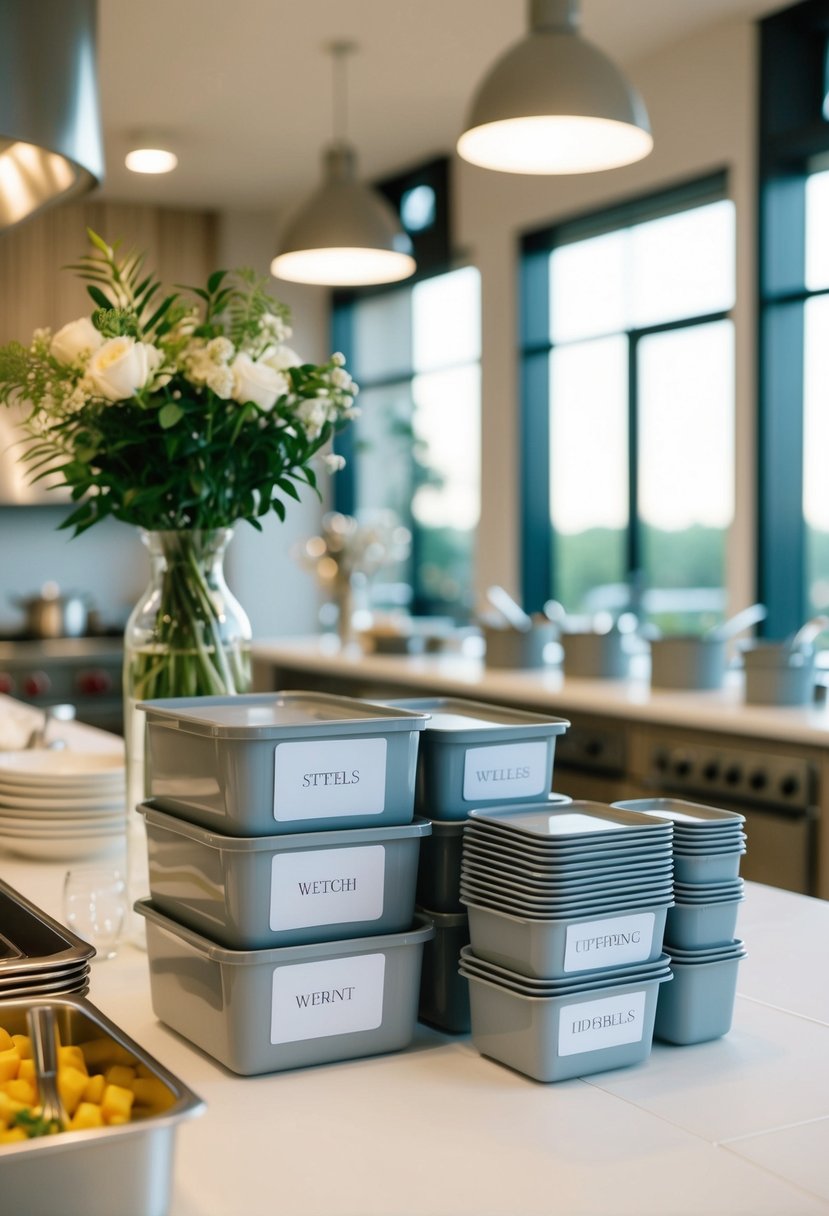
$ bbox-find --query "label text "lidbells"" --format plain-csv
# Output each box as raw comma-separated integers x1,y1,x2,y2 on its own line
473,766,531,783
297,878,357,895
571,1009,637,1032
302,770,361,787
295,986,356,1008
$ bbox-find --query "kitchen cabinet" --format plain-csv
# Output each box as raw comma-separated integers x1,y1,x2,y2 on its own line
252,639,829,900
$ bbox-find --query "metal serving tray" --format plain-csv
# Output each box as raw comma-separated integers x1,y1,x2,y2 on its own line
0,994,205,1216
0,878,96,975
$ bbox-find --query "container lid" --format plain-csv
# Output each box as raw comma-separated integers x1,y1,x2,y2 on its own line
611,798,745,827
468,800,673,842
136,899,435,963
137,691,430,739
139,801,432,851
379,696,569,739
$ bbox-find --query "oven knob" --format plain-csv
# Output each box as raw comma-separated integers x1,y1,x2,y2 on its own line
585,738,604,759
724,764,742,786
0,671,15,695
702,759,720,782
76,669,113,696
653,748,670,773
22,671,51,697
779,774,800,798
672,752,693,779
748,770,767,791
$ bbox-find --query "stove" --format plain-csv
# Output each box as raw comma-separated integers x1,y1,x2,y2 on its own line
0,636,123,734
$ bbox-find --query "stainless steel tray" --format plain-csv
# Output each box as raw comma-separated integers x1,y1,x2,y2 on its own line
0,877,95,974
0,994,205,1216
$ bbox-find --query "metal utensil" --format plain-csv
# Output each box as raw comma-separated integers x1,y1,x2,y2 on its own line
705,602,767,642
25,703,77,749
790,614,829,651
486,585,532,632
27,1004,67,1130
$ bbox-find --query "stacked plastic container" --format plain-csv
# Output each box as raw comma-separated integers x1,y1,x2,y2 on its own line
457,801,675,1082
381,696,570,1034
613,797,747,1044
132,692,436,1075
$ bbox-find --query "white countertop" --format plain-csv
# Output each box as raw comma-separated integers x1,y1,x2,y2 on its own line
1,701,828,1215
253,636,829,748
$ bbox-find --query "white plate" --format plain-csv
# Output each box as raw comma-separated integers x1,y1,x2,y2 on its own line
0,817,124,834
0,772,125,793
0,791,125,810
0,804,124,820
0,751,125,780
0,834,123,861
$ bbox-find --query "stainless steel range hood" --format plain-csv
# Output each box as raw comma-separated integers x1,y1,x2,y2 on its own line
0,0,104,229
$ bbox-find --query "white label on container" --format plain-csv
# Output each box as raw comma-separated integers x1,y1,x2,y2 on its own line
270,953,385,1045
273,737,387,821
563,913,655,973
558,990,647,1057
270,845,385,931
462,741,548,801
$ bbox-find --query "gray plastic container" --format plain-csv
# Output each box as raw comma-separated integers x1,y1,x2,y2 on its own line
465,967,671,1082
742,641,815,706
561,629,630,679
654,953,745,1045
416,818,466,913
664,897,743,949
459,945,671,994
464,898,669,979
650,636,726,690
417,907,470,1034
136,900,434,1075
381,697,569,820
0,995,204,1216
139,801,431,950
483,622,557,670
611,797,746,830
139,692,428,836
672,848,745,884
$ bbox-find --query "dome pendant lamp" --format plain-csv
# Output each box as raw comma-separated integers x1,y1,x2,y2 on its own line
0,0,104,229
271,42,415,287
457,0,652,175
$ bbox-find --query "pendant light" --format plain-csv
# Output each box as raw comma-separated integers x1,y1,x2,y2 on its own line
457,0,652,175
0,0,104,229
271,42,415,287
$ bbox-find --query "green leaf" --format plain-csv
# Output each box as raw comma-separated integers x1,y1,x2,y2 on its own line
87,284,113,310
207,269,227,293
159,402,184,429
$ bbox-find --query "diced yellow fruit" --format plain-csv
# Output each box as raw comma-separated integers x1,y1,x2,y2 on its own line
101,1083,134,1123
11,1035,32,1060
135,1063,154,1079
69,1102,104,1130
0,1027,13,1052
82,1073,106,1103
17,1059,35,1083
106,1114,129,1125
58,1046,88,1075
0,1127,28,1144
57,1066,88,1117
4,1078,35,1105
75,1038,111,1067
105,1064,136,1088
131,1076,172,1111
0,1091,25,1123
0,1049,20,1083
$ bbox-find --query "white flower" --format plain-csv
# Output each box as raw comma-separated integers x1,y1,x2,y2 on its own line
330,367,352,390
50,317,103,366
230,352,287,411
87,336,163,402
206,336,234,363
262,344,302,372
262,312,291,342
323,453,346,473
206,365,235,399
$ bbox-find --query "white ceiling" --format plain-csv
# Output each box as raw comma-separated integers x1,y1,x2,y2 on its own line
96,0,786,214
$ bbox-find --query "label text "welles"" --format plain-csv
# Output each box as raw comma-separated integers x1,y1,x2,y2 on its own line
302,770,361,787
473,766,531,783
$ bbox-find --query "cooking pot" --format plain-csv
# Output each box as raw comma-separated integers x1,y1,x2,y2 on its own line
12,582,91,638
649,604,766,691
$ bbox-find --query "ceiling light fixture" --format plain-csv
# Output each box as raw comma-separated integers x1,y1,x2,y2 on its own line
271,41,415,288
125,137,179,175
0,0,103,229
457,0,652,175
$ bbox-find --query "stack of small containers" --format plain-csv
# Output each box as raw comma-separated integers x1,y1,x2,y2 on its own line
613,797,747,1045
379,696,570,1034
131,691,437,1075
457,801,675,1082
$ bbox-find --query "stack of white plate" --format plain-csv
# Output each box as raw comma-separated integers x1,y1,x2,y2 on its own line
0,751,125,861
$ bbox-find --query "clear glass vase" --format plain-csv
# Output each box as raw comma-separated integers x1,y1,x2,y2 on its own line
123,527,252,943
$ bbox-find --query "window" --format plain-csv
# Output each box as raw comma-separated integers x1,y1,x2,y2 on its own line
334,265,481,617
758,0,829,637
521,176,736,632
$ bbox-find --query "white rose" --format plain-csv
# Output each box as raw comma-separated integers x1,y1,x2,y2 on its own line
262,344,302,372
50,317,103,365
323,453,346,473
87,336,163,402
231,352,288,410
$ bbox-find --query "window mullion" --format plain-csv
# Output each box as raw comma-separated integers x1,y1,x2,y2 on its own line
627,332,640,587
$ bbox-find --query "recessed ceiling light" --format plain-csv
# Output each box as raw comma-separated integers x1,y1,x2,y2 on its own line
125,144,178,175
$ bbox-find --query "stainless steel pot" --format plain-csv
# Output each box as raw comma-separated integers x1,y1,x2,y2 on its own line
12,582,91,638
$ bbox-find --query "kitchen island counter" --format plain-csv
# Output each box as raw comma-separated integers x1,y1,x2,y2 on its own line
1,854,827,1216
